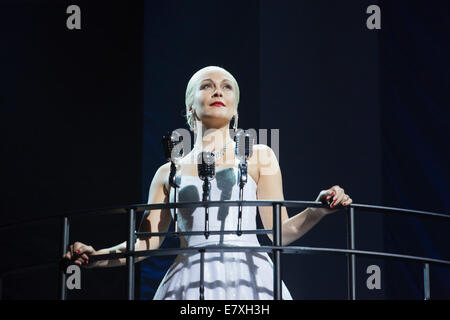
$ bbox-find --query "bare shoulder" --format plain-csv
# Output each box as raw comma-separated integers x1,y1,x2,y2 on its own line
253,144,274,153
153,162,171,195
250,144,278,164
152,162,170,180
248,144,279,181
158,161,171,174
253,144,270,151
250,144,280,177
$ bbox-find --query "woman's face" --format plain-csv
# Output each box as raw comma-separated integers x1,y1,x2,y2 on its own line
191,69,237,129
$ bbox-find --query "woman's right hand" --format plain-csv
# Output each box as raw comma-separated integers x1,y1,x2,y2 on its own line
63,241,96,266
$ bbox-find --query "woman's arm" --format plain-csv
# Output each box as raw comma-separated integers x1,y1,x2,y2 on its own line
68,163,173,268
254,145,352,246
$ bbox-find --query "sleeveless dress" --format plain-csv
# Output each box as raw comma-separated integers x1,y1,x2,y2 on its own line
153,166,293,300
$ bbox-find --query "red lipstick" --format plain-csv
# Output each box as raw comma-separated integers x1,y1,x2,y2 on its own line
210,101,225,107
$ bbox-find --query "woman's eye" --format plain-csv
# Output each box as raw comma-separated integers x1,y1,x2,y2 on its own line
201,83,232,90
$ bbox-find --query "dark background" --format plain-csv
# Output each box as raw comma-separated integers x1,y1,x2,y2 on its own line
1,0,449,300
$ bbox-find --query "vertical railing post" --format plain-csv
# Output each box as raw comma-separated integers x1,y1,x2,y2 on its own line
423,263,430,300
272,203,282,300
199,249,205,300
127,208,136,300
59,216,70,300
347,206,356,300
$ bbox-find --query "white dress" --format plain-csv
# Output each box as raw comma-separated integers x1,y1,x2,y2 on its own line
153,166,293,300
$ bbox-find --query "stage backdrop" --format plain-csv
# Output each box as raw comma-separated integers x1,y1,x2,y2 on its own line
1,0,448,300
379,0,450,299
1,1,144,299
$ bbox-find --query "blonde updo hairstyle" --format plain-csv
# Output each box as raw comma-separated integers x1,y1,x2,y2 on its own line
185,66,240,131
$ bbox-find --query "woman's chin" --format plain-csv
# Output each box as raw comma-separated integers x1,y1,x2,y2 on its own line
200,118,231,130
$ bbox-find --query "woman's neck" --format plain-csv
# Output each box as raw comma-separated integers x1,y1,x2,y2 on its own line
188,122,236,167
193,123,234,153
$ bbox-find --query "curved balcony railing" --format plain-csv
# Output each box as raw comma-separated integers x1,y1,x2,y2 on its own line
0,201,449,300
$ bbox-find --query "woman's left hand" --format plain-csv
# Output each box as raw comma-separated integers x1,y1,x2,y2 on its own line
315,185,353,215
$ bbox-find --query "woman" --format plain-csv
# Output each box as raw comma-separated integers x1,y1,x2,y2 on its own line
64,66,353,300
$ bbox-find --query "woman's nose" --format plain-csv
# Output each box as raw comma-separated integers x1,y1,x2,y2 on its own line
212,87,223,97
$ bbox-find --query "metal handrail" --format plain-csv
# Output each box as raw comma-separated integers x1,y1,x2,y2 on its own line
3,245,449,277
87,246,450,266
1,201,449,301
1,201,448,230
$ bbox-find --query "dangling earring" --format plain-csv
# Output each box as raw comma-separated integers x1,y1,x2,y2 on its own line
191,111,197,132
233,114,238,132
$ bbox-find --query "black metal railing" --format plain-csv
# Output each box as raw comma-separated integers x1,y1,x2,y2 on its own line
1,201,449,300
